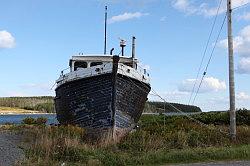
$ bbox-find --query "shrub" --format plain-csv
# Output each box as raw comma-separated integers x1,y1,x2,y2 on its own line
36,117,48,125
22,117,48,125
191,110,250,125
22,117,36,125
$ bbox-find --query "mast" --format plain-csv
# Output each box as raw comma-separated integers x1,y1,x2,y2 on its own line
132,36,136,68
227,0,236,141
104,6,107,55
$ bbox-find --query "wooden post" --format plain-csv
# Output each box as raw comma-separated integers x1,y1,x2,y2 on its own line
227,0,236,141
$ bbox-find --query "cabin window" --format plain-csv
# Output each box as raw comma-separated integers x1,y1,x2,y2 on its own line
74,61,87,71
123,62,132,67
90,62,103,67
123,62,136,68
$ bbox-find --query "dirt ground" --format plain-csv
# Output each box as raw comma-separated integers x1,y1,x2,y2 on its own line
0,131,25,166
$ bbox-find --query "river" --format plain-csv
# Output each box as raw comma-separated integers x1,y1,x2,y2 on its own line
0,112,201,125
0,114,58,125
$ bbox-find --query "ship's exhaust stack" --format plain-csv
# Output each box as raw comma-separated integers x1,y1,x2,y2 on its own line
110,48,114,55
132,36,136,59
120,39,126,56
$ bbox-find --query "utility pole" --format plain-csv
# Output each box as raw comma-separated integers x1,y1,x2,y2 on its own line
227,0,236,141
104,6,107,55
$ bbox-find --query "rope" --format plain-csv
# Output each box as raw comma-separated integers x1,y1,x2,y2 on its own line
188,0,224,105
192,13,227,105
117,50,122,56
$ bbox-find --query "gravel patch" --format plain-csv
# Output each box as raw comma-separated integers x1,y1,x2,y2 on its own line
0,131,25,166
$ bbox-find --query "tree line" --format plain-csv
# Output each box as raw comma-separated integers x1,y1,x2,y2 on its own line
0,96,202,113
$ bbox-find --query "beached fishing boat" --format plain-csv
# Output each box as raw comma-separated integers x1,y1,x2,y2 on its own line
54,37,151,141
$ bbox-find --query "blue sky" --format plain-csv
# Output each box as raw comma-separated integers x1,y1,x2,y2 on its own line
0,0,249,111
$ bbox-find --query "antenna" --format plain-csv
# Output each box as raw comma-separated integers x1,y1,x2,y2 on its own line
104,6,108,55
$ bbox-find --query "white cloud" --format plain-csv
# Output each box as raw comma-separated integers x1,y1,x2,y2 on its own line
238,12,250,21
218,36,244,54
5,92,29,97
236,25,250,57
148,90,188,103
171,0,222,17
172,0,250,17
160,16,167,22
108,12,149,24
218,25,250,74
178,77,226,93
20,83,52,91
98,0,157,7
172,0,189,11
232,0,250,9
0,30,15,48
237,57,250,74
236,92,250,100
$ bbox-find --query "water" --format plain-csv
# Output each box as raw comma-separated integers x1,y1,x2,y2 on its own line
0,112,202,125
0,114,58,125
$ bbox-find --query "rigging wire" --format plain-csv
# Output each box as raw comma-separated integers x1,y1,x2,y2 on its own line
150,88,229,135
50,82,57,90
119,67,230,135
51,67,70,90
188,0,224,105
192,13,227,105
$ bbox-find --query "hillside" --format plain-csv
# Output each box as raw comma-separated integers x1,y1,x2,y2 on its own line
0,96,54,113
0,96,202,113
144,101,202,113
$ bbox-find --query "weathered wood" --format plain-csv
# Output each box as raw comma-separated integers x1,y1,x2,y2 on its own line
55,56,150,141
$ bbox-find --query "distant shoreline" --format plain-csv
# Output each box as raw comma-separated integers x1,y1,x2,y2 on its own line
0,112,56,115
0,107,55,115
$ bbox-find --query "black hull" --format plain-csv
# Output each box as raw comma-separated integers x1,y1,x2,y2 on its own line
55,70,150,141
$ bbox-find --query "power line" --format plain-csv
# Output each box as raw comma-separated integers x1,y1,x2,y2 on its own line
192,14,227,105
188,0,223,105
232,2,250,10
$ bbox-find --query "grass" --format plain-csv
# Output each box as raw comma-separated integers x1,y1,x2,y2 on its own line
18,125,250,166
18,145,250,166
141,145,250,165
3,113,248,166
